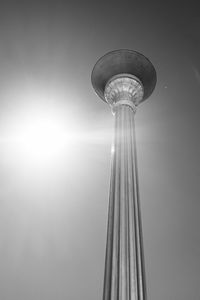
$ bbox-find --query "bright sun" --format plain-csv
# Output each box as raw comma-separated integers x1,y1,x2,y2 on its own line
2,104,77,168
18,111,66,162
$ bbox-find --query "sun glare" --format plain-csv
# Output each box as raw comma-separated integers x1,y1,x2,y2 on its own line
18,111,66,162
0,82,113,177
1,102,81,170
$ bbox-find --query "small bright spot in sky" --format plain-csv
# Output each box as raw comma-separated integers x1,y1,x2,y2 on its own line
111,144,115,154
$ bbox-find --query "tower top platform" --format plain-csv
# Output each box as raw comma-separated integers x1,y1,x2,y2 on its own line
91,49,157,104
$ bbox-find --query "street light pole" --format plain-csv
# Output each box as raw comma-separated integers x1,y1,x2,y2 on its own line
91,50,156,300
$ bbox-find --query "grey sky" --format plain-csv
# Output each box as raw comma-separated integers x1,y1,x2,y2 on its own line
0,0,199,299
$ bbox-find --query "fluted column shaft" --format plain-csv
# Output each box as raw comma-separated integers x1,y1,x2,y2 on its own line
103,104,146,300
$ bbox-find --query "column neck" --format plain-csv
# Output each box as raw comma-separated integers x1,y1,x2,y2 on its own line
104,74,144,113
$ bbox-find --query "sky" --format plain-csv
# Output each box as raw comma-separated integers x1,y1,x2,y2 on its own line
0,0,199,299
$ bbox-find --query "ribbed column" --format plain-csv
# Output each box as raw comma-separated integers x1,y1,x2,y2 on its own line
103,76,146,300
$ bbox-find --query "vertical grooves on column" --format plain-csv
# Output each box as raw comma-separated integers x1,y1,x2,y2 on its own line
116,106,121,300
103,105,146,300
119,105,125,299
131,116,147,300
102,113,115,300
126,107,137,300
130,111,140,300
113,107,121,300
124,107,130,300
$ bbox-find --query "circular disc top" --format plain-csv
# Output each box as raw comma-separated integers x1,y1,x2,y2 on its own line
91,49,157,103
